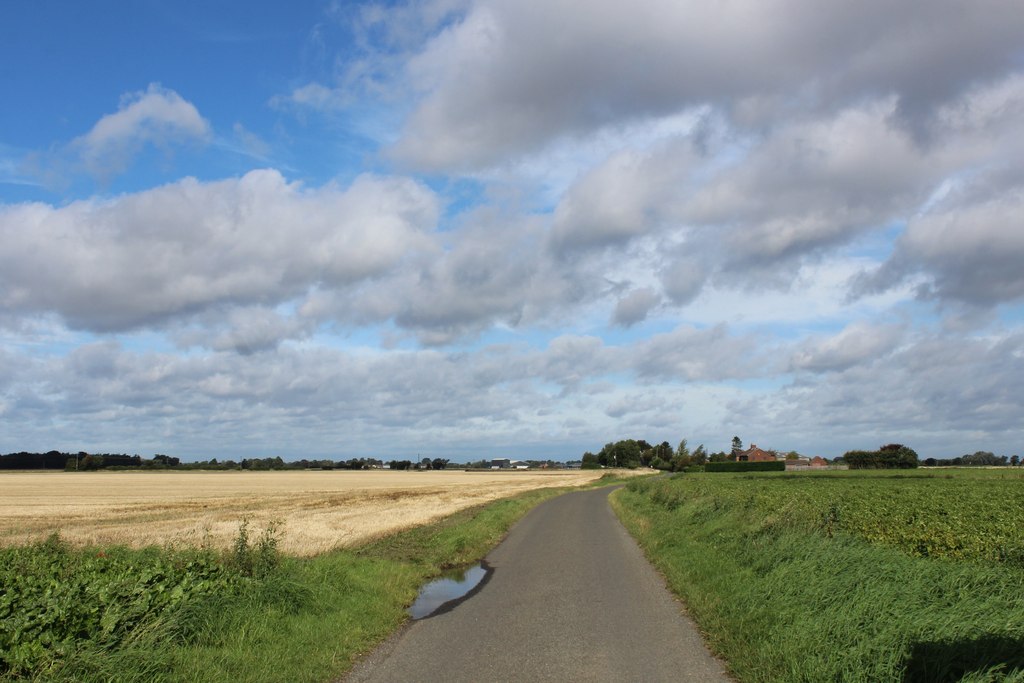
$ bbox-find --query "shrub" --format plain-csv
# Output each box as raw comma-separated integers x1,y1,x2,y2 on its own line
705,461,785,473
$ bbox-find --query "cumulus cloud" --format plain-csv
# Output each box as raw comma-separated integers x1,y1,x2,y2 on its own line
748,331,1024,455
899,185,1024,306
612,287,660,327
73,84,212,177
325,208,601,344
0,169,439,333
390,0,1024,171
856,172,1024,313
632,324,768,381
790,321,905,373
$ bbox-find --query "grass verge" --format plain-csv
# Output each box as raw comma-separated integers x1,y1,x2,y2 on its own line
611,473,1024,682
2,479,627,683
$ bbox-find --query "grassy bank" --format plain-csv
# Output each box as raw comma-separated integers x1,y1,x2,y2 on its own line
2,478,622,683
612,472,1024,682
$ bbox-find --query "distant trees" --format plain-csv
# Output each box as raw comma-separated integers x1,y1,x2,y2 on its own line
922,451,1013,467
0,450,395,471
959,451,1007,467
844,444,919,469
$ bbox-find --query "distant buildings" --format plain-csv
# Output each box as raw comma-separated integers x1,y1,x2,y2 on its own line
734,444,839,470
490,458,530,469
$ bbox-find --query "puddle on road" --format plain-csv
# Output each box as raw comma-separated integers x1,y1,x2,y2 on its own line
408,561,492,619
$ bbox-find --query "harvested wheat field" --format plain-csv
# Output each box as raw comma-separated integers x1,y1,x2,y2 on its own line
0,469,641,555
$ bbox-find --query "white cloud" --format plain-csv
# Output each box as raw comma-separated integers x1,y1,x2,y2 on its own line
790,321,906,373
271,82,349,113
74,84,212,177
612,288,660,328
0,169,439,333
390,0,1024,171
884,183,1024,306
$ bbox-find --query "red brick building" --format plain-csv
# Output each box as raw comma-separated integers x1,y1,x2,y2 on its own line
735,444,778,462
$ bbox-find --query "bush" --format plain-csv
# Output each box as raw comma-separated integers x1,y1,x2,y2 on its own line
705,461,786,473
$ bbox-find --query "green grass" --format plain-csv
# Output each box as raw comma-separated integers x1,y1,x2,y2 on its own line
612,471,1024,682
2,482,605,683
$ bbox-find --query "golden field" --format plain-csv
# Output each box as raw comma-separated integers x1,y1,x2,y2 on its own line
0,469,633,556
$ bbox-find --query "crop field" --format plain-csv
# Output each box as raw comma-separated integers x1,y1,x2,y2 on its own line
614,469,1024,681
646,468,1024,563
0,469,619,555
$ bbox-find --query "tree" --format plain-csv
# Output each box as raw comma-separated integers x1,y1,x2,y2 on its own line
960,451,1003,467
650,456,671,471
879,443,919,468
671,439,692,471
731,436,743,457
692,444,707,466
598,440,642,468
80,455,104,470
1012,455,1020,467
431,458,449,471
581,452,600,469
845,444,918,469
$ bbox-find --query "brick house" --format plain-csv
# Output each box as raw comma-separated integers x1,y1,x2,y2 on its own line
735,444,778,462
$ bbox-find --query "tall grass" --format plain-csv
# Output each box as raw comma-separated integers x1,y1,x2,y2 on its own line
613,473,1024,682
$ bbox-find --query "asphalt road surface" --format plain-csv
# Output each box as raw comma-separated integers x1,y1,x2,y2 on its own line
345,485,731,682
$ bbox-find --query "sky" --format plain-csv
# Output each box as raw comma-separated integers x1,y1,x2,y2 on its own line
2,0,1023,462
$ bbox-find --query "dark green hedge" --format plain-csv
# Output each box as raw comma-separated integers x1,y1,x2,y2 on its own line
705,461,786,473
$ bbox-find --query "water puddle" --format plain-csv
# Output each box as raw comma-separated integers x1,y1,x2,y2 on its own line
407,561,493,619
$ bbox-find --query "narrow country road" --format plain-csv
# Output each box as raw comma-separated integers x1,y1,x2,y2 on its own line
345,486,731,682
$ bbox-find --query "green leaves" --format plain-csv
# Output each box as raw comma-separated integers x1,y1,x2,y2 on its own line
628,470,1024,564
0,537,241,677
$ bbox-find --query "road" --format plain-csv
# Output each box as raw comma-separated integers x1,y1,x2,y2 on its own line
345,485,731,682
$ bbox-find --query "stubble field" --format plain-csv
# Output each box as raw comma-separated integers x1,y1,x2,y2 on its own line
0,469,618,555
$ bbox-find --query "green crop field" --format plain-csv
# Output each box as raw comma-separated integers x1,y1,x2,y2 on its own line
650,469,1024,563
613,469,1024,682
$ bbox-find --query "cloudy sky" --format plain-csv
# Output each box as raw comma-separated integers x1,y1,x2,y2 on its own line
2,0,1023,462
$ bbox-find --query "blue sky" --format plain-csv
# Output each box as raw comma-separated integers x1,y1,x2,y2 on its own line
2,0,1024,462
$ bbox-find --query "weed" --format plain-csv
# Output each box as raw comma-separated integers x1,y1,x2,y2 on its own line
229,519,282,578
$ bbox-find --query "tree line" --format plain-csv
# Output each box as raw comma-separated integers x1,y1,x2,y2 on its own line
923,451,1020,467
580,439,732,471
0,451,405,471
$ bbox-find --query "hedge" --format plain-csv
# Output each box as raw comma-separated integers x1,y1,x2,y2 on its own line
704,461,786,473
